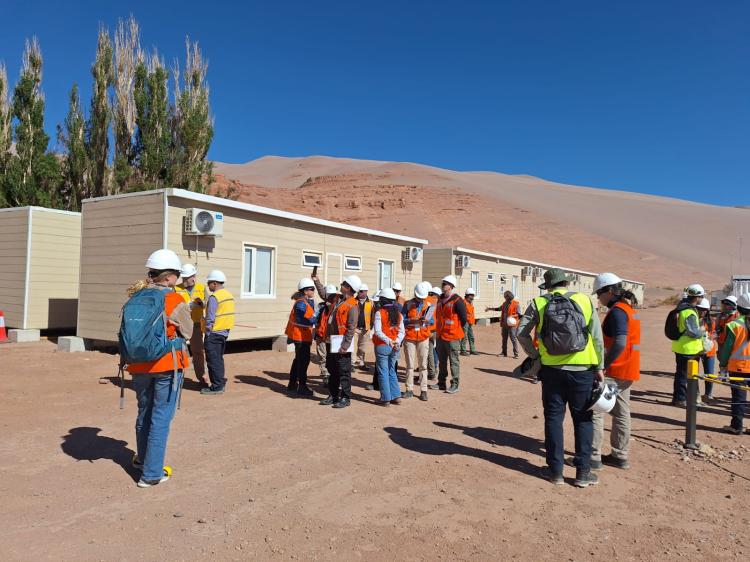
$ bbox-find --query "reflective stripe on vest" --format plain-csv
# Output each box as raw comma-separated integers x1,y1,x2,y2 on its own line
727,317,750,373
404,298,431,342
211,288,235,332
373,308,403,346
671,308,702,355
286,297,315,342
603,301,641,381
436,295,465,342
534,289,599,366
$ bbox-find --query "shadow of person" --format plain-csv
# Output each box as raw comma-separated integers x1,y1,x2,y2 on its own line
475,367,538,384
60,427,138,481
433,421,545,456
234,373,321,400
630,411,721,434
383,426,542,479
100,375,133,390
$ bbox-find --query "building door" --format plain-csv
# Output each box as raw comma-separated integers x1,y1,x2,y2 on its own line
326,253,342,285
378,260,394,291
512,275,518,296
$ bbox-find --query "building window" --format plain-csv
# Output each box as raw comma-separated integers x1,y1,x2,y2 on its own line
344,255,362,271
302,251,322,268
487,273,495,282
243,244,275,297
512,275,518,295
378,260,394,291
470,271,479,296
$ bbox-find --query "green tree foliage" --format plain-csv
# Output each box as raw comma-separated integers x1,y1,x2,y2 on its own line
112,16,140,193
87,28,113,197
57,84,88,210
0,63,12,206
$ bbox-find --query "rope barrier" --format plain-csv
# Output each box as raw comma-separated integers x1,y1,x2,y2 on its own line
694,373,750,392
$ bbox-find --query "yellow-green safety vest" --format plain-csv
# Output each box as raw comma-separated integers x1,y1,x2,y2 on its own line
210,288,235,332
175,282,206,326
534,289,600,367
671,307,703,355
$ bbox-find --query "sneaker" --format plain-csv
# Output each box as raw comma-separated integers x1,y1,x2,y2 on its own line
429,384,447,391
404,390,414,399
137,467,171,488
391,398,402,405
200,387,225,395
286,383,298,394
540,467,563,485
319,395,336,406
446,384,460,394
296,385,314,396
419,391,428,401
131,454,143,470
701,394,715,405
573,469,599,488
723,425,743,435
427,375,437,381
601,454,630,470
564,457,602,471
365,384,376,391
460,351,470,357
332,397,351,409
672,400,687,408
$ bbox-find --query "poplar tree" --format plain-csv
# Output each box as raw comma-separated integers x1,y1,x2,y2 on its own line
87,27,113,197
0,63,11,206
113,16,139,192
57,84,87,210
134,51,170,189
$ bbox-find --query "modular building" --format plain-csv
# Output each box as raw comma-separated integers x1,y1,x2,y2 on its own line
423,247,645,321
77,188,427,344
0,206,81,331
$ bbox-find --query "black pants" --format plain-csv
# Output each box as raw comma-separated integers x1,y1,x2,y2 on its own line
204,332,228,391
673,354,696,403
326,347,353,399
730,376,748,430
289,341,311,389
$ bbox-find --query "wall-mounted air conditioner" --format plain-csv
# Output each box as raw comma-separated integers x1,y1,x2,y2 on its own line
402,246,423,263
455,255,470,269
184,208,224,236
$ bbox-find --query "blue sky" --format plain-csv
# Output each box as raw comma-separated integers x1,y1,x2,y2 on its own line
2,1,748,205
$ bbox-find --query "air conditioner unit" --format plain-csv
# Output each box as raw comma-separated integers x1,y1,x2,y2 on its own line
455,255,470,269
402,246,423,263
184,208,223,236
521,266,533,277
534,267,544,277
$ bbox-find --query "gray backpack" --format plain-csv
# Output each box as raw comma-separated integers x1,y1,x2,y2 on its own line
540,292,589,355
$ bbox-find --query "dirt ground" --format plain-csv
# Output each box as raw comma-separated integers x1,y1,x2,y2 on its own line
1,306,749,561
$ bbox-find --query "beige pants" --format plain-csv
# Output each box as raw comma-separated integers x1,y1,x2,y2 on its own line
592,377,633,461
316,340,329,377
354,327,370,366
404,339,430,392
189,323,206,378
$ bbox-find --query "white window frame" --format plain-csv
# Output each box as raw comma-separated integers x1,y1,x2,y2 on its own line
378,259,395,291
487,273,494,282
470,271,480,297
241,242,277,299
344,254,363,271
301,250,323,268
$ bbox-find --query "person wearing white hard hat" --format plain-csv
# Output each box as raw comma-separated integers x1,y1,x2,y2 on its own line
695,298,717,404
392,282,406,306
284,278,318,396
365,290,385,392
202,270,234,395
372,288,405,405
717,296,740,349
426,285,440,380
401,282,435,401
311,272,361,408
174,263,208,385
667,283,705,406
313,284,339,385
717,293,750,435
589,272,641,471
460,288,478,356
429,275,467,394
125,249,193,487
353,283,373,369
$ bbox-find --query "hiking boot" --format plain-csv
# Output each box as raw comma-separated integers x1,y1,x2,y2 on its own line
573,469,599,488
319,395,336,406
446,384,460,394
333,397,351,409
460,351,470,357
404,390,414,399
672,400,687,407
540,467,564,486
429,383,447,391
296,385,314,396
286,383,298,394
723,425,743,435
200,387,225,395
564,457,602,470
132,454,144,470
137,467,171,488
601,454,630,470
419,391,428,401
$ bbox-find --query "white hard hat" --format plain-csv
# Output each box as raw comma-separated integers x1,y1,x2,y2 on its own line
372,290,381,302
380,288,397,301
180,263,197,278
465,288,476,296
392,282,403,291
298,277,315,291
593,272,622,293
442,275,457,288
587,382,619,414
737,293,750,309
506,316,518,327
341,275,362,293
722,295,738,306
324,284,338,296
414,281,431,299
686,284,705,297
145,249,182,271
359,283,370,292
428,286,441,295
697,298,710,310
207,270,227,283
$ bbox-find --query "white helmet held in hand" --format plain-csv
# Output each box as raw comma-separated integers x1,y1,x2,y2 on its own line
465,288,476,296
180,263,197,278
592,272,622,293
298,277,315,291
737,293,750,309
380,288,397,301
145,249,182,271
342,275,362,293
441,275,457,288
587,382,619,414
207,270,227,283
696,298,710,310
392,282,403,291
686,284,705,297
414,281,431,299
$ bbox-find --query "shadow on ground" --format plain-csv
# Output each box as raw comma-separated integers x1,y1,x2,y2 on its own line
60,427,138,481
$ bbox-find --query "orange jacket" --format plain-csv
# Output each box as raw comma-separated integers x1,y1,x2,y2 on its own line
718,311,740,347
466,301,476,325
436,294,465,342
426,295,438,333
404,298,431,342
285,297,315,343
702,316,717,358
727,320,750,373
603,301,640,381
332,296,358,336
373,308,403,346
127,292,190,374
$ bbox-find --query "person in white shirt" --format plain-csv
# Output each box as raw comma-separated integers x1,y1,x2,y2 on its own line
372,288,405,406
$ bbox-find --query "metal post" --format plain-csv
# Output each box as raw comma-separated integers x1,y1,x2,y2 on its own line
685,359,699,449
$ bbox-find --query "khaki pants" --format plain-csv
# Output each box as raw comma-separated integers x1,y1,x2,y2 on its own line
404,339,430,392
189,323,206,378
353,327,370,366
437,338,461,386
316,340,329,377
592,377,633,461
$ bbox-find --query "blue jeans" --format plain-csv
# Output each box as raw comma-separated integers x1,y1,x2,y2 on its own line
701,354,715,396
539,366,595,474
375,344,401,402
133,371,183,481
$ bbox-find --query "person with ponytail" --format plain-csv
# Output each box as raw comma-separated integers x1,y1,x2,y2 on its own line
372,288,405,406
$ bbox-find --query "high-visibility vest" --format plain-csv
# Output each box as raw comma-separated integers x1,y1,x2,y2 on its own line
175,282,206,326
286,297,315,343
436,294,465,342
373,308,403,346
534,289,599,366
671,308,702,355
330,296,358,337
127,291,190,373
316,304,331,340
358,299,373,330
502,300,520,326
426,296,438,333
727,316,750,373
718,311,740,347
603,301,641,381
466,301,476,325
404,298,431,342
702,316,717,358
209,288,235,332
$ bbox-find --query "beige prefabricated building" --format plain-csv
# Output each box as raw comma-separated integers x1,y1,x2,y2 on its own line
423,247,645,321
77,188,427,343
0,206,81,330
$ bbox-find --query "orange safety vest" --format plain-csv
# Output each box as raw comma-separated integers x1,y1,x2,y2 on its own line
718,311,740,347
502,300,520,326
373,308,403,346
603,301,641,382
426,296,438,333
727,318,750,373
331,296,358,336
316,304,331,340
127,291,190,374
466,301,476,325
436,294,465,342
404,298,431,342
702,316,717,358
285,297,315,343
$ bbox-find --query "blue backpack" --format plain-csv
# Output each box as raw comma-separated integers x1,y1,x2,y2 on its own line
119,287,176,365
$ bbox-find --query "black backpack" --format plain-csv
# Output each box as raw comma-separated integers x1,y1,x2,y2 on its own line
664,303,692,341
539,292,589,355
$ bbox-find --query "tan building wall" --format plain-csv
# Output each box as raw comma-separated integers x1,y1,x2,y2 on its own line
0,208,29,328
78,189,426,342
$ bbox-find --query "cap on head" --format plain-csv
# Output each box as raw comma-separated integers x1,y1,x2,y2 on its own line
539,268,571,290
414,281,431,299
298,277,315,291
380,288,397,301
593,272,622,294
180,263,197,278
465,288,476,296
207,270,227,283
145,249,182,272
441,275,458,288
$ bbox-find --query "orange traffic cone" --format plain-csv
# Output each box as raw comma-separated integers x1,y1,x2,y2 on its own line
0,310,7,342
